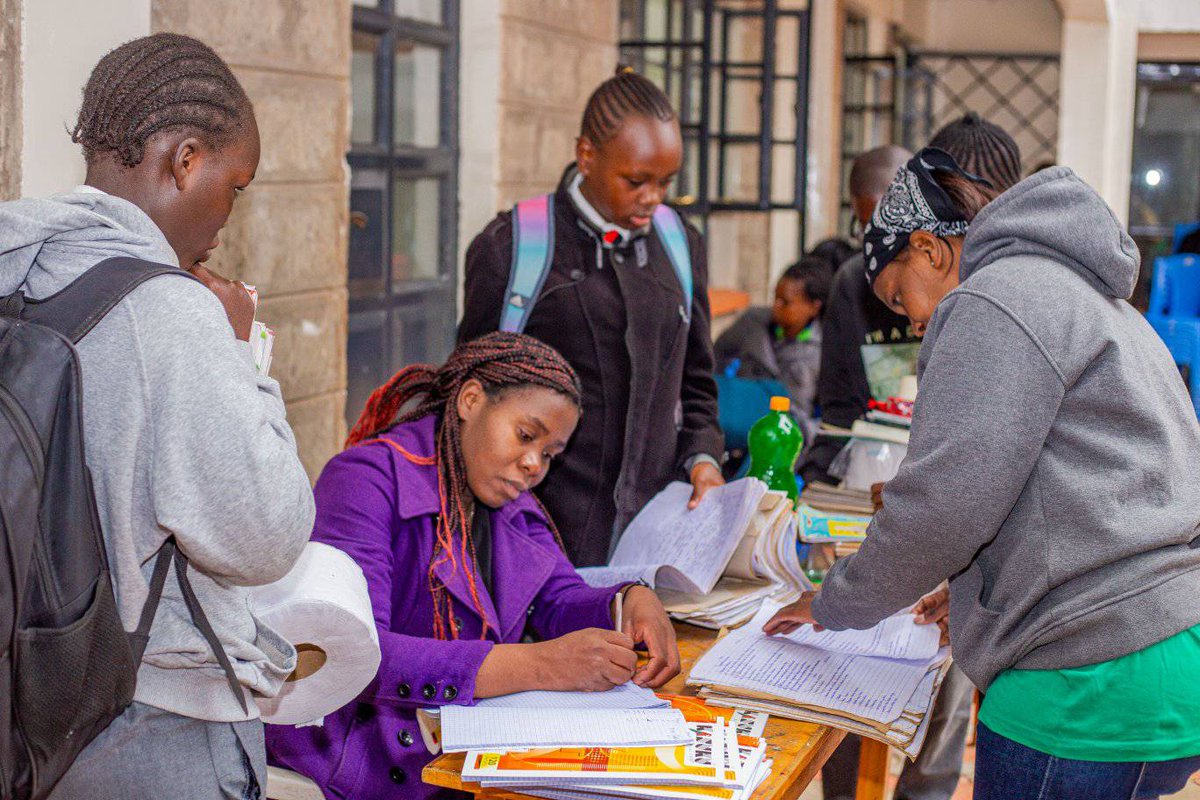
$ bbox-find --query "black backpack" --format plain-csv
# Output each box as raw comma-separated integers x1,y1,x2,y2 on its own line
0,258,246,800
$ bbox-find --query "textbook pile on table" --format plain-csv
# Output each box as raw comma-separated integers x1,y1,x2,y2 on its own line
458,693,774,800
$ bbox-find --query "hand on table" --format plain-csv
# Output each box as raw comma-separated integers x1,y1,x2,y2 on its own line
620,586,680,688
688,461,725,509
762,590,823,636
188,264,255,341
870,481,885,512
913,586,950,646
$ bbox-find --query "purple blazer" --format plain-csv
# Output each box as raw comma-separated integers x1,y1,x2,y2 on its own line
265,416,620,799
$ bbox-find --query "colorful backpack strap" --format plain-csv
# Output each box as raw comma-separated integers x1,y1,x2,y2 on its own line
501,193,556,334
651,204,694,324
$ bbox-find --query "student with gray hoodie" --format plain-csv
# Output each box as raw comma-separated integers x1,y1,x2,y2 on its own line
0,34,314,799
765,149,1200,799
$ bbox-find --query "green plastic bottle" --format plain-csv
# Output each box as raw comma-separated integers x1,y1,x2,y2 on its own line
746,396,804,503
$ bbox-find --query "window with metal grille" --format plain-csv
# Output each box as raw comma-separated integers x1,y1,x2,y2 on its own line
347,0,459,428
903,52,1059,176
619,0,810,244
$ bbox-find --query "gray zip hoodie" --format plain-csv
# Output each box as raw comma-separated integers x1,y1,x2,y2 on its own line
0,188,315,721
812,167,1200,690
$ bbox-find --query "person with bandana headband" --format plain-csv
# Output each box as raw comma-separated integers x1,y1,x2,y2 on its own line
459,68,724,568
765,148,1200,799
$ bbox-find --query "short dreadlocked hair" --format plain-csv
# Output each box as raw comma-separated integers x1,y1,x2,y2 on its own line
579,65,677,147
71,33,254,168
346,332,582,641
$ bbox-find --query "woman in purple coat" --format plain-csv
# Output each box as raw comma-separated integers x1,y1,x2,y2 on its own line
266,333,679,799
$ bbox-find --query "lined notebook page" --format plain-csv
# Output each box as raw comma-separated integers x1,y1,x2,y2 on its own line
474,681,669,710
781,611,940,661
441,707,691,752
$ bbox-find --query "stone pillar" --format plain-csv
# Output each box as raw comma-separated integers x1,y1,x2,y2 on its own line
495,0,619,207
1057,0,1138,224
152,0,351,480
0,0,20,201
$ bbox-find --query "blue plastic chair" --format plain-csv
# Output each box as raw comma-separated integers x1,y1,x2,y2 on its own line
1171,221,1200,254
1145,254,1200,416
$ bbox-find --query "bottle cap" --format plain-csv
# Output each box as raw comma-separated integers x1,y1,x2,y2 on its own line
770,396,790,412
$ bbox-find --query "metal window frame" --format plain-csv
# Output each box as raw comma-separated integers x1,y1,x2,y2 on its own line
619,0,811,245
347,0,460,411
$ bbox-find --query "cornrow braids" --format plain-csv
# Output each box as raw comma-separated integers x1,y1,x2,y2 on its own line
580,65,677,147
928,112,1022,192
346,332,583,641
72,33,253,168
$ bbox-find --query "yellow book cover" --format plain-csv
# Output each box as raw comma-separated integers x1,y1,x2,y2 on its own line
462,721,740,788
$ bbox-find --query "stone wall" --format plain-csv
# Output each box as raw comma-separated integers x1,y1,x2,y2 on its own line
151,0,351,480
0,0,20,200
496,0,619,207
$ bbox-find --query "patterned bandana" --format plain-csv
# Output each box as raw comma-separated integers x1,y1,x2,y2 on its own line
862,147,981,287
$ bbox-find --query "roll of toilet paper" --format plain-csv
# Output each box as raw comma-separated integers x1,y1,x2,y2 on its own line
247,542,381,726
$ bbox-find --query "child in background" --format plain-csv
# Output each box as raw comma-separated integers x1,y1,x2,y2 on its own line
714,256,832,445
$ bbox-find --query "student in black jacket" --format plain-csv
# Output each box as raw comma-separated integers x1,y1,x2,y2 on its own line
458,68,724,567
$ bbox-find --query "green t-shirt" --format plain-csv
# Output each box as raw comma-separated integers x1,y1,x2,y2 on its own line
979,623,1200,762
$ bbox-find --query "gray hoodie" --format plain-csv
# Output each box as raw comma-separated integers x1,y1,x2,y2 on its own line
812,167,1200,690
0,189,315,721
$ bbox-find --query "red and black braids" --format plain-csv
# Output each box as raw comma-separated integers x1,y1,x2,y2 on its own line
346,332,582,641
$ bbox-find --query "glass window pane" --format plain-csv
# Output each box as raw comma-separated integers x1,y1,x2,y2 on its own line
771,143,796,206
348,170,388,299
392,298,452,369
346,309,388,428
717,142,760,204
391,177,441,283
352,0,378,6
351,33,379,145
394,42,441,147
1129,82,1200,231
393,0,441,24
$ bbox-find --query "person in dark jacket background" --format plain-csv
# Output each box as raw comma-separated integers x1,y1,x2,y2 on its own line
458,68,725,567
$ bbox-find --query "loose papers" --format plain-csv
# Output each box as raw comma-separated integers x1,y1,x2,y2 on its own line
687,601,949,758
581,480,769,595
441,707,691,753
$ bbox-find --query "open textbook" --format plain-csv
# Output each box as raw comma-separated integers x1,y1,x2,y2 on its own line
687,601,949,758
578,480,810,628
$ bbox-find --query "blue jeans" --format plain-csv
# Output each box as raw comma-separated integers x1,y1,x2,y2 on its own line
975,722,1200,800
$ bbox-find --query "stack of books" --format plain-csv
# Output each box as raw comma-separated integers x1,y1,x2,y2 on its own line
578,480,810,629
459,695,773,800
687,602,950,759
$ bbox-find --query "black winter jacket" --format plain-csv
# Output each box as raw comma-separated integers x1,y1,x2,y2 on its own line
458,171,724,566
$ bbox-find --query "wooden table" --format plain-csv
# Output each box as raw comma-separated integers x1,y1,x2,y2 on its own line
422,622,846,799
708,287,752,318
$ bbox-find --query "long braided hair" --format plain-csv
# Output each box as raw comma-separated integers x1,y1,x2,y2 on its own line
580,65,677,147
346,333,582,640
72,33,253,167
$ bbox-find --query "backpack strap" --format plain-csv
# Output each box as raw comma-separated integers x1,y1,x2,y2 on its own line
500,194,556,334
651,205,694,325
13,256,198,344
